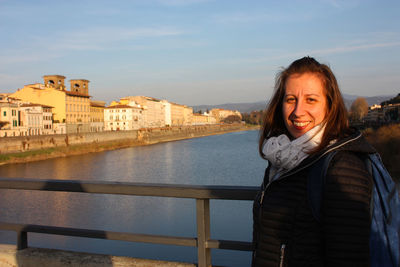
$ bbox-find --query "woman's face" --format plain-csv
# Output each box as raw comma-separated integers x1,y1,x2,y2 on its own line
282,72,327,139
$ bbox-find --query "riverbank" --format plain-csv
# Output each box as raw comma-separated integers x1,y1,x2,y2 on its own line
0,124,258,166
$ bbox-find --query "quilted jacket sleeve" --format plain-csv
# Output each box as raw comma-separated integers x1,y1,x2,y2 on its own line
323,151,373,267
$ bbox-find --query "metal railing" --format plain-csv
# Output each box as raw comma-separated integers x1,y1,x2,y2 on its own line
0,178,259,267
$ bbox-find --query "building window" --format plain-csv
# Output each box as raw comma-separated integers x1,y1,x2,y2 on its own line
3,111,6,116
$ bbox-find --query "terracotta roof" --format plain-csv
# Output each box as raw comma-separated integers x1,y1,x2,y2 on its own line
106,105,141,109
70,79,90,82
65,91,90,98
91,103,106,108
43,75,66,79
7,96,21,100
20,103,54,108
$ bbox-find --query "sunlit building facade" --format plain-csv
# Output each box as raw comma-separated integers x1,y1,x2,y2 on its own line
90,100,106,132
11,75,90,134
104,103,143,131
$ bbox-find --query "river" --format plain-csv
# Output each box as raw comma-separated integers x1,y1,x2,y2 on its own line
0,130,266,267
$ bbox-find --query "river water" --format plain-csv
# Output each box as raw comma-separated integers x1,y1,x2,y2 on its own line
0,130,266,267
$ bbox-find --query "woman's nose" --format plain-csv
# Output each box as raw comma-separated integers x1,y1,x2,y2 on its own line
292,101,306,117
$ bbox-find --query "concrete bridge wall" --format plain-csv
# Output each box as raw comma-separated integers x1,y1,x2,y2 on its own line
0,245,195,267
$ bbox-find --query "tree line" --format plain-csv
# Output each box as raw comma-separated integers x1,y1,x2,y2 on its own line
241,110,266,125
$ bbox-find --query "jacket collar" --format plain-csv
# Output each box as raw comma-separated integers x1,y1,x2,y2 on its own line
270,128,375,181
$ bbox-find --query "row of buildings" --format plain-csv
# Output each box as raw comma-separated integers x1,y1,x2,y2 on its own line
0,75,242,137
363,103,400,126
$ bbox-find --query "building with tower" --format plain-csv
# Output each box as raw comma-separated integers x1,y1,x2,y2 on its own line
10,75,91,134
43,75,67,90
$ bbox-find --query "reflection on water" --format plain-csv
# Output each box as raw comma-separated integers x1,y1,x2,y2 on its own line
0,130,266,266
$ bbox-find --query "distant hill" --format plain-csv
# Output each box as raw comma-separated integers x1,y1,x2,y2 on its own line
381,93,400,106
343,94,396,109
193,94,397,114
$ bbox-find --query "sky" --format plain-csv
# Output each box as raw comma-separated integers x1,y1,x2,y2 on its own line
0,0,399,106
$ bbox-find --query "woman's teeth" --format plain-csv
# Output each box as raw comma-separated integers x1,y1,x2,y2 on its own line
293,121,310,127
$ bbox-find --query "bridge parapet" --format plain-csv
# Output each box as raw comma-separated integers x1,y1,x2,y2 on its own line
0,244,195,267
0,178,259,267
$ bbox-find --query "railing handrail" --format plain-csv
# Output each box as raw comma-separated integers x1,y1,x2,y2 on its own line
0,178,259,267
0,178,259,200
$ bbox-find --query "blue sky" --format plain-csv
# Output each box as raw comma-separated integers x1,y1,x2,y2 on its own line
0,0,399,106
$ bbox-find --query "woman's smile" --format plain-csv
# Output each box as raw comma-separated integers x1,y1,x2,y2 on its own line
292,120,311,128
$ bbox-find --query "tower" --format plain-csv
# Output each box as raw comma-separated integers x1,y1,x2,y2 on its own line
70,79,89,95
43,75,66,90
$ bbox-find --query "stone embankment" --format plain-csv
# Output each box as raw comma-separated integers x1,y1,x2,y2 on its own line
0,124,257,165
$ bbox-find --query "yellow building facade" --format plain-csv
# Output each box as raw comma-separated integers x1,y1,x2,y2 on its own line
90,100,105,132
183,106,193,125
170,103,185,126
11,83,66,123
11,75,91,133
192,113,217,125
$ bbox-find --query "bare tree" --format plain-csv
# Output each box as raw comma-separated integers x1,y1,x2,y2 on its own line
0,121,9,129
222,115,242,124
350,97,369,121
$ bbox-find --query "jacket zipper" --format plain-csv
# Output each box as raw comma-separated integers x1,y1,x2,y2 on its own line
279,244,286,267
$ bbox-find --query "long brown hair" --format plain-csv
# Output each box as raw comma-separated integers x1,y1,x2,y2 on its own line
259,56,349,158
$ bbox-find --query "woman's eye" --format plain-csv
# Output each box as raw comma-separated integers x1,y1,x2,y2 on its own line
286,97,296,103
307,98,316,103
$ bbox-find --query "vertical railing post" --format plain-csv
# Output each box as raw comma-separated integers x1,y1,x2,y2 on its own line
196,199,211,267
17,231,27,250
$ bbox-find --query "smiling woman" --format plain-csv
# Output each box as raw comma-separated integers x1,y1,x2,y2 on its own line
282,72,327,139
253,57,376,266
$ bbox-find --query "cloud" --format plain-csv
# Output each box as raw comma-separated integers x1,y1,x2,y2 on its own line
156,0,212,6
322,0,361,9
84,8,121,16
44,27,184,51
307,41,400,55
0,50,62,65
224,41,400,66
34,26,180,52
213,12,298,24
0,26,184,65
